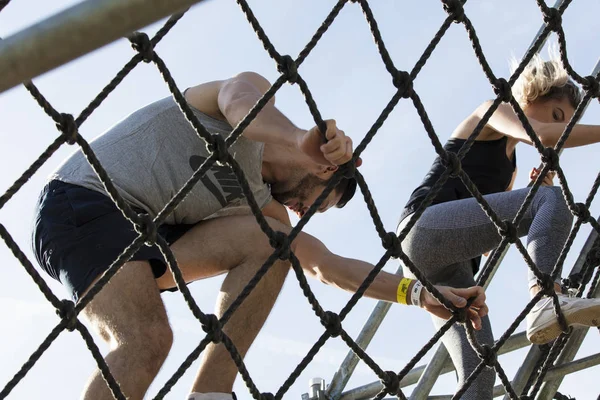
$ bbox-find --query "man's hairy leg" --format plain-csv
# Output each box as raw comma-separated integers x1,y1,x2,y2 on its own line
156,216,290,394
191,251,288,393
80,261,172,400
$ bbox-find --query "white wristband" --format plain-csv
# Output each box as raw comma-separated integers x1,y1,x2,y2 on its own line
411,280,423,307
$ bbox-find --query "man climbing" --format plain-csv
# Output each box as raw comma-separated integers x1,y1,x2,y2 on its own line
32,72,487,400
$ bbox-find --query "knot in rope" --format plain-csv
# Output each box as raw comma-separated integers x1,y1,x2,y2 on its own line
454,306,469,324
382,232,402,258
494,78,512,103
208,134,229,166
498,220,518,243
261,393,274,400
341,159,356,179
442,0,465,23
573,202,591,222
382,371,400,395
57,299,78,331
136,213,157,245
586,246,600,267
561,274,579,291
129,32,154,63
392,70,413,98
583,75,600,98
441,151,461,178
537,274,556,296
477,344,497,367
57,113,78,145
202,314,223,343
322,311,342,337
277,55,298,84
269,231,291,260
541,147,559,171
543,7,562,32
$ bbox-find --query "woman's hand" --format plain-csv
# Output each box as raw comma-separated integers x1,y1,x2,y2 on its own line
530,167,556,186
421,285,488,330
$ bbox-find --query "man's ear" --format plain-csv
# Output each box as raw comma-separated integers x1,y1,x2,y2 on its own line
316,165,338,179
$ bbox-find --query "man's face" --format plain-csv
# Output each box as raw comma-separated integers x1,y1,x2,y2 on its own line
271,174,343,218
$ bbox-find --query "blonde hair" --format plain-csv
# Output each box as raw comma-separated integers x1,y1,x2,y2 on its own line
510,52,582,109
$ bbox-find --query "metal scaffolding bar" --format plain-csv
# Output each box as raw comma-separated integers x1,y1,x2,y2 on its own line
338,332,530,400
326,263,399,398
370,352,600,400
0,0,208,94
535,237,600,399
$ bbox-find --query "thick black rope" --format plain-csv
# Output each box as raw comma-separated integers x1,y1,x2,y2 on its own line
1,0,599,399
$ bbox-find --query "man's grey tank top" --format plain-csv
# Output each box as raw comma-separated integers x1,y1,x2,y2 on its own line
51,96,272,225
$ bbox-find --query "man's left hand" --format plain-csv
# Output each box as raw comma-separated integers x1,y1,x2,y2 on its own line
299,119,361,166
421,285,488,330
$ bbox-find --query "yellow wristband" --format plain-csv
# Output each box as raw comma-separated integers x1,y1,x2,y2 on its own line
397,278,412,305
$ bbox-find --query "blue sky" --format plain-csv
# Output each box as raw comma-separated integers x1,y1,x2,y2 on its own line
1,0,599,399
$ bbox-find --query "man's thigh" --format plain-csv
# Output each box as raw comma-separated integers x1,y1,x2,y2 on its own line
156,215,288,290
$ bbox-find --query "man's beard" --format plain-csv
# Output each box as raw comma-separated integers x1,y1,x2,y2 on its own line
271,174,323,205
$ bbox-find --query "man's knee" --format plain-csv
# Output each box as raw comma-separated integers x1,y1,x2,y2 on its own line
135,320,173,366
82,262,174,365
118,316,173,370
251,216,293,263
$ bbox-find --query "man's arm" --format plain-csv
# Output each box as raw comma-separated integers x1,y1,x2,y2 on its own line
261,200,488,328
216,72,305,149
186,71,354,166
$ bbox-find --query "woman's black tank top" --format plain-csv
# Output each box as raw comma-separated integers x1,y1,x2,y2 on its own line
400,136,516,273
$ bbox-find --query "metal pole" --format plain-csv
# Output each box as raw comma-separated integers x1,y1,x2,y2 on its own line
537,238,600,398
410,248,527,395
338,332,530,400
342,351,600,400
0,0,208,94
326,262,398,398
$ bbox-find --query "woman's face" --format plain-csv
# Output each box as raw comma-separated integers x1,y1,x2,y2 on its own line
525,96,576,124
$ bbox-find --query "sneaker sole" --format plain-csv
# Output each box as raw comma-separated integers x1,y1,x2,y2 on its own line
528,302,600,345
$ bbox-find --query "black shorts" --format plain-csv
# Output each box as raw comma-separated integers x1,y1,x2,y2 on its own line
32,180,194,302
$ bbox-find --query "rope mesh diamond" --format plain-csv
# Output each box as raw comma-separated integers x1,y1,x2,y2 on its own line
0,0,599,399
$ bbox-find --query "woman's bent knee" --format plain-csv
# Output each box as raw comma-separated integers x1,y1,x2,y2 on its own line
536,186,573,226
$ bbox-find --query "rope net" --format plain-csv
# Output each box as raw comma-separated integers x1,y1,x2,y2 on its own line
0,0,599,399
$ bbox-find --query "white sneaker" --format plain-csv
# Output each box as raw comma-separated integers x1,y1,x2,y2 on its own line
526,293,600,345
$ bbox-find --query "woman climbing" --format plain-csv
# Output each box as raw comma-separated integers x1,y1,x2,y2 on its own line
397,53,600,399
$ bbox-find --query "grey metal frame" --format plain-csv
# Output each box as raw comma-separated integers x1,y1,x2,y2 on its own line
0,0,208,94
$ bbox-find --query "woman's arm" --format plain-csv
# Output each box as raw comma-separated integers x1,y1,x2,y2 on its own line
475,101,600,148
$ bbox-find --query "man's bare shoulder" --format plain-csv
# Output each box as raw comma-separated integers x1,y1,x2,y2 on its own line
184,80,225,120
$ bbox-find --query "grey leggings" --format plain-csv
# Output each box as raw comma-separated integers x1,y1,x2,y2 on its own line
397,186,573,399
